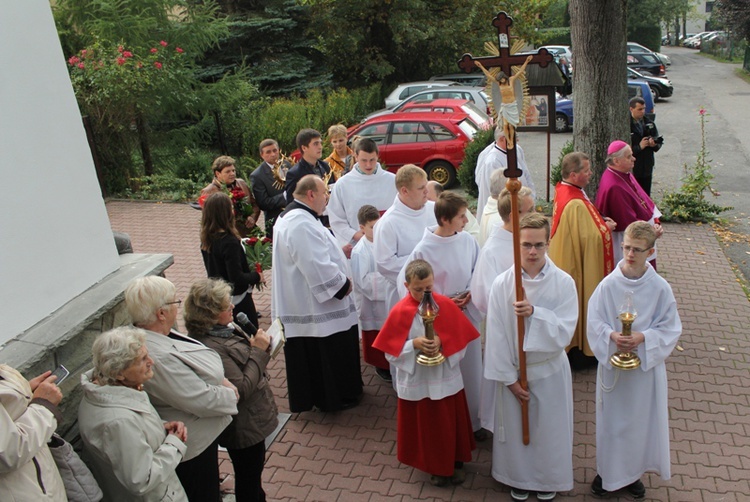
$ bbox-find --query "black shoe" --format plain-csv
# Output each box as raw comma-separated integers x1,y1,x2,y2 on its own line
375,367,392,382
591,475,609,497
339,394,362,410
473,428,491,442
626,479,646,499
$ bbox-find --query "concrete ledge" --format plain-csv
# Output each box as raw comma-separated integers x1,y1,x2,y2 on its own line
0,252,172,436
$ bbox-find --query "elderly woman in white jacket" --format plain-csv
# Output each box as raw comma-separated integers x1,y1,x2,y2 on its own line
1,364,66,501
79,327,188,501
125,276,238,502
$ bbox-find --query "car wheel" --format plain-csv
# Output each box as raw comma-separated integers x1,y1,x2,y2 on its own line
425,161,457,188
650,86,661,101
555,113,569,133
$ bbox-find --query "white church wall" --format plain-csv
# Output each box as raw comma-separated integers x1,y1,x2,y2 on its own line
0,2,120,345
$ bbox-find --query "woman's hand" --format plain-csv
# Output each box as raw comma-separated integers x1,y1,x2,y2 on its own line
252,329,271,352
164,421,188,442
245,216,256,228
222,378,239,401
30,372,63,406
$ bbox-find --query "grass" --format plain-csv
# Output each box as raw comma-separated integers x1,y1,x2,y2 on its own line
734,68,750,85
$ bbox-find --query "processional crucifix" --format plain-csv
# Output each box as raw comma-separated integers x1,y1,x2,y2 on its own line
458,12,553,445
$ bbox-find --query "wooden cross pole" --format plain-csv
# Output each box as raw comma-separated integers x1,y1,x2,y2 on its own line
457,12,554,446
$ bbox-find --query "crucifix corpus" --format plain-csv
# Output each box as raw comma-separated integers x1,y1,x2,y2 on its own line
457,11,553,446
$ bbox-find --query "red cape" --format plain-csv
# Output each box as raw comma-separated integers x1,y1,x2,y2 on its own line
374,293,479,358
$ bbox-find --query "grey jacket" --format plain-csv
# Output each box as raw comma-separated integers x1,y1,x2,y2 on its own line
142,330,238,460
78,371,187,502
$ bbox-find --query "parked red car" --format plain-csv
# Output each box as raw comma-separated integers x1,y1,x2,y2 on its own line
348,110,484,187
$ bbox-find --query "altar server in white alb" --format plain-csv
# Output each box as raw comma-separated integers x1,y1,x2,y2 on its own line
471,186,534,434
587,221,681,500
327,138,397,258
485,213,577,502
475,127,535,224
396,192,485,439
271,175,363,412
373,164,437,311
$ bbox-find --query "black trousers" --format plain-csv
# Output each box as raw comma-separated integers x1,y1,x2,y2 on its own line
175,440,221,502
227,440,267,502
284,324,363,412
233,293,258,328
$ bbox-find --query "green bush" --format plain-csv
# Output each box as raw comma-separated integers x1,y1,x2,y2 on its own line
628,25,662,52
458,127,495,198
124,173,204,202
550,139,574,186
538,27,571,47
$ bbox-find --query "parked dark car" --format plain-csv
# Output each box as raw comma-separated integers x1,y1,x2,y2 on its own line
628,68,673,100
627,52,666,76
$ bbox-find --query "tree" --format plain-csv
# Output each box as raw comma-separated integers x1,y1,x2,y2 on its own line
308,0,555,88
716,0,750,41
569,0,629,197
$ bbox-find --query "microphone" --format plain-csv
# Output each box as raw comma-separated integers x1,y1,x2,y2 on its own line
235,312,258,336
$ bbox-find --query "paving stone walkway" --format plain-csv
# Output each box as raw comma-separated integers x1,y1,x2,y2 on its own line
107,200,750,501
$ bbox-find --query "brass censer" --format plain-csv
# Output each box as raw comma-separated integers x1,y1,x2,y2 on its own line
416,290,445,366
610,290,641,370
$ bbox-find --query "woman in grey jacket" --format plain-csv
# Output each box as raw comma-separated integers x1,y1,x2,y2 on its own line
125,276,239,502
184,278,279,502
78,327,188,502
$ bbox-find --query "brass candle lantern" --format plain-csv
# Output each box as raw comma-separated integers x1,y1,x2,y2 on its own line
416,290,445,366
609,290,641,370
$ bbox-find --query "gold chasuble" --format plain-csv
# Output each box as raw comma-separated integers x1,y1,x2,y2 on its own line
549,182,614,356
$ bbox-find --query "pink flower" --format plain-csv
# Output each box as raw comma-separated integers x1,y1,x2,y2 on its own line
699,107,706,116
80,49,87,56
123,51,133,58
159,40,168,47
116,57,126,66
117,45,124,53
77,62,85,69
150,48,158,53
154,61,163,69
68,56,80,65
175,47,184,53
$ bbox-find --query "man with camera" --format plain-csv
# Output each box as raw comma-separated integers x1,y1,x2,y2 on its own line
629,96,663,196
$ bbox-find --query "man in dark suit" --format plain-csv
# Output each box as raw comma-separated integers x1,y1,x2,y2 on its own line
629,97,662,196
250,139,289,238
284,129,334,226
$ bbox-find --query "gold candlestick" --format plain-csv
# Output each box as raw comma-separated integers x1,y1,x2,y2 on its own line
416,290,445,366
609,292,641,370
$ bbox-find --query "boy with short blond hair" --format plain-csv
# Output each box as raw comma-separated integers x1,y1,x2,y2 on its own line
587,221,681,499
374,259,479,486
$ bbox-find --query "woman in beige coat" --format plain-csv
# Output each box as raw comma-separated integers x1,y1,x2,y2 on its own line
0,364,66,501
78,327,188,501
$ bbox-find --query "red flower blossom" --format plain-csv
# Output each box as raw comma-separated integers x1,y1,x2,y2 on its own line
117,45,124,53
150,48,158,53
77,63,85,69
255,262,263,275
699,107,706,116
249,237,259,246
80,49,87,56
68,56,80,65
197,194,208,207
123,51,133,58
159,40,168,47
176,47,184,53
154,61,163,69
116,57,126,66
230,188,246,202
262,237,272,244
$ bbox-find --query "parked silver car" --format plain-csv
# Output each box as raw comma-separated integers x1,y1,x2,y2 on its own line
383,81,456,109
369,85,490,122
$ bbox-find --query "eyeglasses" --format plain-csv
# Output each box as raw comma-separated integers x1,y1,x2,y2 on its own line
622,245,651,254
521,242,547,250
164,299,182,307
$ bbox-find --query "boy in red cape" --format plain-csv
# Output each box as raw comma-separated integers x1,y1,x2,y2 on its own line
374,259,479,487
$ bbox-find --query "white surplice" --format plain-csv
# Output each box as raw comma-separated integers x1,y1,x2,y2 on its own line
350,237,388,331
271,206,358,339
395,226,486,431
327,165,397,247
470,224,515,432
587,262,682,492
476,143,535,224
373,197,437,311
478,197,502,247
485,258,577,492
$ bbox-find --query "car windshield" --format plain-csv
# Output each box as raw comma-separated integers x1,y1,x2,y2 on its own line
457,118,479,139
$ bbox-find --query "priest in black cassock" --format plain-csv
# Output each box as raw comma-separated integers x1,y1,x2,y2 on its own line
271,175,363,412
